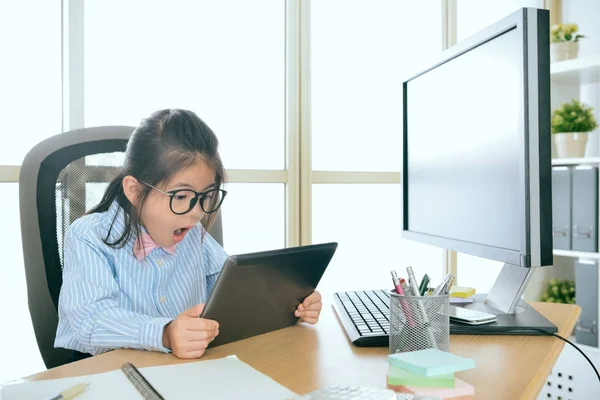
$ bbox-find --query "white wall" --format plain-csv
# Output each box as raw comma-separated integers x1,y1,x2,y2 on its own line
528,1,600,302
562,0,600,59
563,0,600,160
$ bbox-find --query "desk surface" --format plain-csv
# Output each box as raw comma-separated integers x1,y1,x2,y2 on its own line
28,301,579,400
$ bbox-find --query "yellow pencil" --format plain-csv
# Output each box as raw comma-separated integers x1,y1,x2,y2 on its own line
48,382,89,400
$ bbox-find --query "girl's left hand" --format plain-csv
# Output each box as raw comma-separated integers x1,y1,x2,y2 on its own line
295,290,322,324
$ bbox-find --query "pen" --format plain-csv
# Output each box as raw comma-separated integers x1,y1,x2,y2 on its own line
400,278,411,295
418,274,430,296
406,266,421,297
432,273,454,296
48,382,89,400
406,266,437,348
442,276,455,295
391,271,404,295
391,272,416,327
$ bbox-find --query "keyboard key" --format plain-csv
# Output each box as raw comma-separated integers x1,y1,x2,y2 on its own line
337,289,397,338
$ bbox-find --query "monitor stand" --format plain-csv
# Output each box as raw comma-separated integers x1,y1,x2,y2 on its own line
450,263,558,335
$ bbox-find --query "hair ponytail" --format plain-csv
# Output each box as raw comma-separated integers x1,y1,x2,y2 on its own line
87,172,138,248
89,173,125,214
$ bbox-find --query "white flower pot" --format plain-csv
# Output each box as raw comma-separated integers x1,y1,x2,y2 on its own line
553,132,589,158
550,42,580,63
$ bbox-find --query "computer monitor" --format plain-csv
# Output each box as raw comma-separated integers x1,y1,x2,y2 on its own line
402,7,556,334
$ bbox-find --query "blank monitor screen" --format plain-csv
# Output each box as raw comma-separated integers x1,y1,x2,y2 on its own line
406,27,523,254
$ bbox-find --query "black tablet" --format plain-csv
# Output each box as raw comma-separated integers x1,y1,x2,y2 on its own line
201,242,338,348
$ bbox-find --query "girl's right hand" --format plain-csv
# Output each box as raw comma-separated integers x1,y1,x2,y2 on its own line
162,304,219,359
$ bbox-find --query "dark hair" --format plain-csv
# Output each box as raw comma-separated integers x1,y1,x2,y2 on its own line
89,109,226,248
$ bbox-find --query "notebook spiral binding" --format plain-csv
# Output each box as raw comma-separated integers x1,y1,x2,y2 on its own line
121,362,165,400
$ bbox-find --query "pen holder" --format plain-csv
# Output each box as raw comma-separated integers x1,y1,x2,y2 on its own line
389,292,450,354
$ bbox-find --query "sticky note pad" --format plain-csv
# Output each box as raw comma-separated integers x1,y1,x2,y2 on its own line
387,365,455,388
449,287,476,299
395,378,474,399
449,296,474,304
388,349,475,377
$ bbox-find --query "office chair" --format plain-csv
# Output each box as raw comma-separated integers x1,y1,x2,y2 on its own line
19,126,224,369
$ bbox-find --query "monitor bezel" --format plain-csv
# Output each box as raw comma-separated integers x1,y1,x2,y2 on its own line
401,7,551,268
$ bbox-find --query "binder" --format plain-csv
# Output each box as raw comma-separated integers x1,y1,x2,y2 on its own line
551,167,571,250
571,166,598,252
575,259,598,347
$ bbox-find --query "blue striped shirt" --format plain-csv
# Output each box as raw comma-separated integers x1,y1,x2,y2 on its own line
54,200,228,355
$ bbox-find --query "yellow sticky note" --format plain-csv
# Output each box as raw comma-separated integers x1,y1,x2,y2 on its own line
449,286,476,298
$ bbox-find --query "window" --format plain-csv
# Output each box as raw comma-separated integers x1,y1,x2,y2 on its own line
0,185,45,383
313,184,444,294
84,0,285,171
0,0,61,384
0,0,62,165
0,0,288,384
310,0,444,290
311,1,442,172
2,0,557,385
221,183,285,255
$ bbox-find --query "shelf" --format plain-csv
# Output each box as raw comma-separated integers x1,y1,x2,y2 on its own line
551,55,600,85
552,157,600,166
553,249,600,259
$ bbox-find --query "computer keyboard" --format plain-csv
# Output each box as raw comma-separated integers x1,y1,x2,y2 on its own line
333,291,557,345
332,290,391,347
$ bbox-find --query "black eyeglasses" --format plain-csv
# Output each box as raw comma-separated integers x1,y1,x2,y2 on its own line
142,181,227,215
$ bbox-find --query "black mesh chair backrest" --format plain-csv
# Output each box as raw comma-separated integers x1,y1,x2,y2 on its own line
55,152,127,297
20,126,134,368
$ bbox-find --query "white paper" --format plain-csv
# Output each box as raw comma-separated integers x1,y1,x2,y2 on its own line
1,355,297,400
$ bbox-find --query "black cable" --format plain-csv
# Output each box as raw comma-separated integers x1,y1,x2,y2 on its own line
458,327,600,382
524,327,600,382
451,325,600,382
547,331,600,383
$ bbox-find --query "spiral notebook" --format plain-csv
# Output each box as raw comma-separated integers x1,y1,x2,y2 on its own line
0,355,296,400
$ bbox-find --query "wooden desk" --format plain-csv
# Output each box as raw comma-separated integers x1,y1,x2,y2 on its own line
28,301,579,400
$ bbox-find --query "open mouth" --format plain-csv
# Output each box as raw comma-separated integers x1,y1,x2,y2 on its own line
173,226,192,242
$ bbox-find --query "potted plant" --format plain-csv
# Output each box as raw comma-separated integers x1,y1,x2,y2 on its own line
552,99,598,158
540,278,575,304
550,23,585,62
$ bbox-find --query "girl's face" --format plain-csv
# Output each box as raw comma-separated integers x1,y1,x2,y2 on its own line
140,160,216,247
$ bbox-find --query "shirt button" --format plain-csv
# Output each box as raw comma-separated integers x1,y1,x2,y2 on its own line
157,259,164,266
159,296,166,303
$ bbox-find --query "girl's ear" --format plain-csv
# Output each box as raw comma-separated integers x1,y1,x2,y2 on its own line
122,175,142,206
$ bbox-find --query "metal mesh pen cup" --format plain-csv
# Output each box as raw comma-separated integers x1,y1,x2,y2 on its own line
389,292,450,354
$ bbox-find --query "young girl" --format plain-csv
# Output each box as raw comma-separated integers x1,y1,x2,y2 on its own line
55,109,322,360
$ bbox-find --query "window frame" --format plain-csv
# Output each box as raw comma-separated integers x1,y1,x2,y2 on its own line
0,0,560,281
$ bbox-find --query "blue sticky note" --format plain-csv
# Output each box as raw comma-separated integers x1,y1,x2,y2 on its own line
388,349,475,377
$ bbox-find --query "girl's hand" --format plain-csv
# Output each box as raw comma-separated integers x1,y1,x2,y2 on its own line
163,304,219,359
295,290,323,324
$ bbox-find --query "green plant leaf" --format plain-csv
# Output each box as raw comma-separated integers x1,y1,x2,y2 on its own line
540,279,576,303
551,99,599,133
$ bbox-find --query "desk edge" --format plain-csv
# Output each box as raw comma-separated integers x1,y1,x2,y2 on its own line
521,304,581,400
